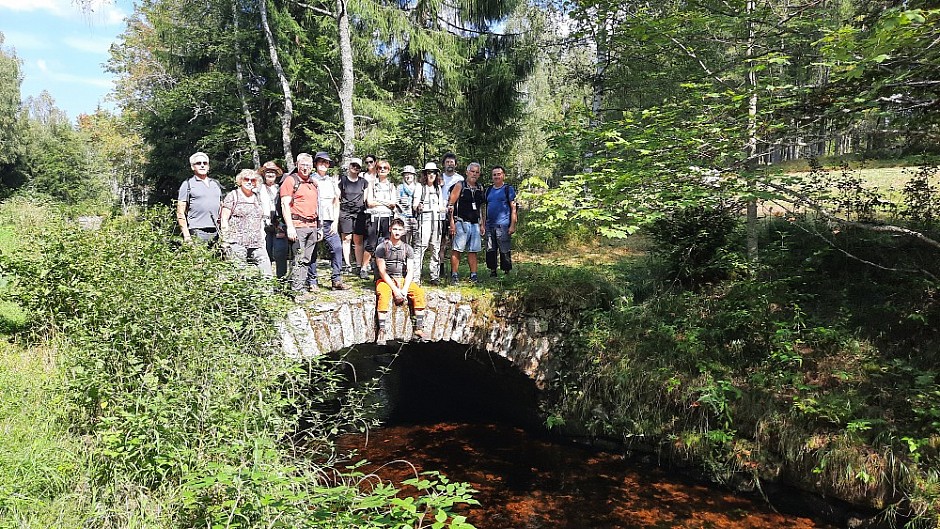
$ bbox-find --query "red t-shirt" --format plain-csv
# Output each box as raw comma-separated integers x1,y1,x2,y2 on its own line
280,173,319,228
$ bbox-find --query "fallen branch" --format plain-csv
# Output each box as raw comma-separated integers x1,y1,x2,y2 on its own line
762,180,940,252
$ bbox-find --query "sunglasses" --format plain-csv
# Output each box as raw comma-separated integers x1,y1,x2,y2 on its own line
193,161,209,166
379,166,390,171
366,159,376,164
244,177,258,183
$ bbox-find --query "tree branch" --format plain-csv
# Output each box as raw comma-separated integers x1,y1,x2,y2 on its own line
288,0,335,18
667,36,734,90
762,180,940,252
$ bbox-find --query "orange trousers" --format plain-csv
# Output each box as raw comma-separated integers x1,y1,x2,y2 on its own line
375,277,426,312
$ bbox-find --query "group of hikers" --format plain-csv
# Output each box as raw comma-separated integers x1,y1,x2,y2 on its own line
175,150,518,345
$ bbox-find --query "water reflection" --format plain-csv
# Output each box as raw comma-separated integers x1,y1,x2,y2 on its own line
338,422,836,529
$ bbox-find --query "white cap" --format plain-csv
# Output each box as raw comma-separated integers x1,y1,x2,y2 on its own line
402,165,416,174
347,157,363,168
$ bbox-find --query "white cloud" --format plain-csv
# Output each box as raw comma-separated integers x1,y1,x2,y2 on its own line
62,35,115,55
34,58,111,87
0,0,125,25
0,30,50,52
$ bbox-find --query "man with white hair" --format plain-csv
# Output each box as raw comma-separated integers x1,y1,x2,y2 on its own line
281,152,322,297
448,162,486,284
177,151,223,245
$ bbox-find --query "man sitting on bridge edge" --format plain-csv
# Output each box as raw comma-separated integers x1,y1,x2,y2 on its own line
374,217,426,346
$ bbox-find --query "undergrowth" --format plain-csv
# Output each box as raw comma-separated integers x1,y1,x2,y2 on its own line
0,196,477,529
534,214,940,528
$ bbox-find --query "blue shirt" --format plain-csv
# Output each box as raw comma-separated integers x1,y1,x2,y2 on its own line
485,184,516,227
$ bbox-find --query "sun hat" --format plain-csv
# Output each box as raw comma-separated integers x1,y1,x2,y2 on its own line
257,161,283,177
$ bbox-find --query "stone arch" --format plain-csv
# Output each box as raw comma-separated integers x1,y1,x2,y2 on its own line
277,291,565,386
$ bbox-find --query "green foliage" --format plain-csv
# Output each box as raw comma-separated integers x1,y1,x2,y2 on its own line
526,219,940,523
900,163,940,229
0,33,22,171
646,204,746,285
0,199,478,528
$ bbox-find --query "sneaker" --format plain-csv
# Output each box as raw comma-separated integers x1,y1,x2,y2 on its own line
469,273,479,284
451,273,459,285
412,329,426,342
332,281,350,291
489,269,498,278
341,265,352,275
359,267,370,280
429,278,440,286
376,330,387,346
307,283,319,291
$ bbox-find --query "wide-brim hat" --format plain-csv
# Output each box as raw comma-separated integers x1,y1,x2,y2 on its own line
402,165,417,174
314,151,334,167
422,162,439,173
257,161,284,177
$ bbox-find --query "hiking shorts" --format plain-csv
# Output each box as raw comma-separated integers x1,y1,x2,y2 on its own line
452,220,481,253
339,210,369,236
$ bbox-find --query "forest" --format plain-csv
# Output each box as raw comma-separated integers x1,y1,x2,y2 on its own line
3,0,940,527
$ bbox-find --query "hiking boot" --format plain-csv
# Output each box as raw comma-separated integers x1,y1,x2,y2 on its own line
376,330,387,346
429,278,440,286
307,283,319,291
489,269,498,278
332,281,350,291
295,290,317,303
359,266,371,280
451,273,459,285
469,273,479,284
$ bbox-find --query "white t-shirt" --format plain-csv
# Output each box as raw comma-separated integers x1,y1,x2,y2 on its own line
442,172,464,196
314,173,340,221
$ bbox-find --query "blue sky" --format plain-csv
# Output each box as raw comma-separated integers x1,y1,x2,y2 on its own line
0,0,132,122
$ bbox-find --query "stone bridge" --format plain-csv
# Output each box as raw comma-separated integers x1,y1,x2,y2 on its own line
277,290,567,387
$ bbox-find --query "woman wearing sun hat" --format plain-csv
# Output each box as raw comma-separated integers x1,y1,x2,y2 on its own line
412,162,447,284
257,161,288,278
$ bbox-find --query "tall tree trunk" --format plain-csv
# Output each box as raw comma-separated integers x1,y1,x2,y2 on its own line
233,0,260,168
745,0,759,265
235,58,260,168
259,0,294,171
590,18,608,129
337,0,355,160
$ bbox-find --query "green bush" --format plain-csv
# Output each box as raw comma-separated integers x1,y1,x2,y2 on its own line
645,204,746,285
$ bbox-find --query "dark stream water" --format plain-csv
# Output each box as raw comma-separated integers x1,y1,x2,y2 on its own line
337,421,837,529
334,344,840,528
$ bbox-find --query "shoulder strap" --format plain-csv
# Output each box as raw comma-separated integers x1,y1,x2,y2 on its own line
292,173,302,195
